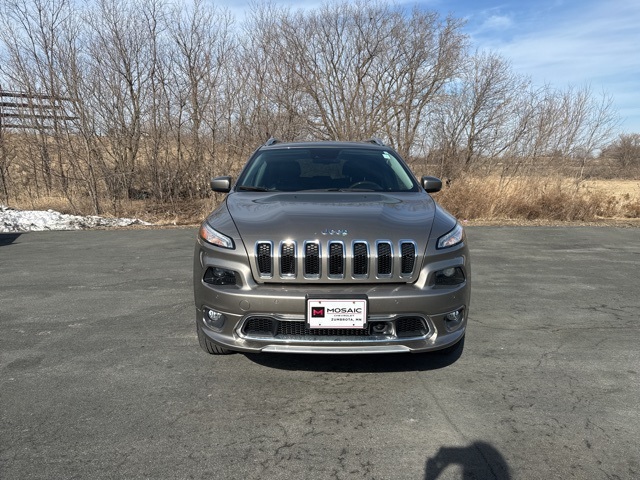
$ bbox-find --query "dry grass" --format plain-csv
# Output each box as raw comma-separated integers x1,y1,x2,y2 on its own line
433,176,640,223
5,176,639,227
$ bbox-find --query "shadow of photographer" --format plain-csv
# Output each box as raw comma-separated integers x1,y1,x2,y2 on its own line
425,441,511,480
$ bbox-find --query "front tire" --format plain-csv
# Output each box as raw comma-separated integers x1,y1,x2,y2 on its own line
197,323,234,355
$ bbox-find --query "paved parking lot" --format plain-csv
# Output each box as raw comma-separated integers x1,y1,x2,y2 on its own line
1,227,639,479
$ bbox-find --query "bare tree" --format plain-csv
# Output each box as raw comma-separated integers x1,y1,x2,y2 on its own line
427,52,532,176
0,0,625,216
251,1,466,156
0,124,15,203
236,2,311,148
165,0,235,197
0,0,75,197
382,10,467,157
602,133,640,171
84,0,158,209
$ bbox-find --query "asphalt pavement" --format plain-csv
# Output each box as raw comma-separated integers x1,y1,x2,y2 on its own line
1,227,639,480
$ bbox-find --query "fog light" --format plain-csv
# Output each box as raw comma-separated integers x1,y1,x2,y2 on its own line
204,267,237,286
435,267,465,286
444,308,464,331
203,308,226,329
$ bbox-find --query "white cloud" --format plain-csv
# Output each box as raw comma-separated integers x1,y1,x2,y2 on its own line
472,0,640,132
479,14,513,31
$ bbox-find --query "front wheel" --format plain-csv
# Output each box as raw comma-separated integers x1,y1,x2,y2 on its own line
197,323,234,355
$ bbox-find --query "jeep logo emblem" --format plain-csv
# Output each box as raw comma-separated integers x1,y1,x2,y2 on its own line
321,229,348,236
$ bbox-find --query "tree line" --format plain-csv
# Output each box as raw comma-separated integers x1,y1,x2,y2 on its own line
0,0,623,213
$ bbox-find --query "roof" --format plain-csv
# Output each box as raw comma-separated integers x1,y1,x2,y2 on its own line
259,139,388,151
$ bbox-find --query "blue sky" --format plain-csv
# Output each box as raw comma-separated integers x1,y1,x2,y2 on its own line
437,0,640,134
220,0,640,135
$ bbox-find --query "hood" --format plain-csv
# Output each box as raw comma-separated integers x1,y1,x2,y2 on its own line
226,191,435,245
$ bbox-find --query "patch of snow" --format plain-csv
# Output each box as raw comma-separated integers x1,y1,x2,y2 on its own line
1,205,152,233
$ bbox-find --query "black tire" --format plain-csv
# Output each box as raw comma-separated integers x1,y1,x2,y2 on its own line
437,335,465,356
197,323,234,355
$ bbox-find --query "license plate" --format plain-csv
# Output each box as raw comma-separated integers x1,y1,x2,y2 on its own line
307,298,367,329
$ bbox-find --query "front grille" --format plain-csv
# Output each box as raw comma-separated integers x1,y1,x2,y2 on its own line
255,239,419,281
242,316,430,339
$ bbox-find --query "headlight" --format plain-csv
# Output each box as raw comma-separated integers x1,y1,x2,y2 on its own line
199,222,235,249
437,223,464,249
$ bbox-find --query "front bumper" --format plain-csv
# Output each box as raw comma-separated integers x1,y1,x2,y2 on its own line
196,306,467,354
194,238,470,354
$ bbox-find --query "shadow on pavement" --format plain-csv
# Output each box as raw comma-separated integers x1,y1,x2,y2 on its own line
425,442,511,480
0,233,22,246
244,337,464,372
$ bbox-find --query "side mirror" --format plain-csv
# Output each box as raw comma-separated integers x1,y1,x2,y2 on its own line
421,176,442,193
210,176,232,193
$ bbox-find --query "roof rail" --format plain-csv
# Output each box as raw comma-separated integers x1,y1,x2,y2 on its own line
365,137,385,147
264,137,280,146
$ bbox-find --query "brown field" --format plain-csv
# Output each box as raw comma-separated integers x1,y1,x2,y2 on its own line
5,176,640,228
579,179,640,199
432,176,640,226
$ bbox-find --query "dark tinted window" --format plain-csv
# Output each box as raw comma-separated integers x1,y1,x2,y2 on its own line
236,147,418,192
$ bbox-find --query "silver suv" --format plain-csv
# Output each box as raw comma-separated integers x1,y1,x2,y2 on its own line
193,140,470,354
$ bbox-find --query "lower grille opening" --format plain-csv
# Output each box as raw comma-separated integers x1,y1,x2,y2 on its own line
395,317,428,337
242,316,429,339
279,322,371,336
243,317,276,335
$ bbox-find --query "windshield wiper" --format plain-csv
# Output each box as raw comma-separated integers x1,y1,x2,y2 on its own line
236,186,269,192
334,188,376,192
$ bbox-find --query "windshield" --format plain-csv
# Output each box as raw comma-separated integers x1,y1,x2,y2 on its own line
235,147,419,192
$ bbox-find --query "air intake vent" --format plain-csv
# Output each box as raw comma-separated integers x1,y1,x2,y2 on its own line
243,317,275,335
256,242,272,276
400,242,416,274
281,242,296,276
395,317,428,337
353,242,368,276
377,242,392,276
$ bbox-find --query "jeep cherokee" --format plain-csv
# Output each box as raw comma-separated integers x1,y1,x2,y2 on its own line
193,139,470,354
